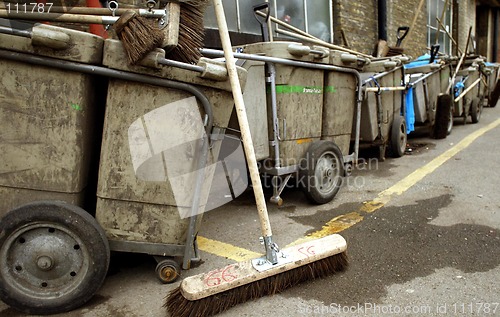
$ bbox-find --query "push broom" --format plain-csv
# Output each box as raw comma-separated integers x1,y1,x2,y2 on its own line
164,1,349,316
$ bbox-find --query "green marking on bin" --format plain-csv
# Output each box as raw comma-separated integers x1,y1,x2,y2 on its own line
71,103,83,111
324,86,337,93
267,85,337,94
272,85,324,94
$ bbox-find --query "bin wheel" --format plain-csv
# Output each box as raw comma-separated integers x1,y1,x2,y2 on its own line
471,97,482,123
0,201,110,315
462,98,471,125
447,103,454,135
344,163,353,177
390,115,407,158
155,259,181,284
432,94,452,139
489,80,500,107
299,141,344,205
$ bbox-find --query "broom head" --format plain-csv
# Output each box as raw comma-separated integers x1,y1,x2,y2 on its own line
115,10,164,64
166,0,209,64
165,234,348,317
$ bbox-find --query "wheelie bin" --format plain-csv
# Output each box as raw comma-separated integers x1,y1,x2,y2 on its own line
405,53,453,138
481,62,499,107
0,21,108,315
232,41,362,205
357,59,407,160
96,39,246,278
453,62,484,124
0,22,247,315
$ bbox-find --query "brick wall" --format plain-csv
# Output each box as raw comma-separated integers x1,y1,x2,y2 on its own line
333,0,428,58
387,0,428,58
476,6,493,60
453,0,477,55
333,0,378,55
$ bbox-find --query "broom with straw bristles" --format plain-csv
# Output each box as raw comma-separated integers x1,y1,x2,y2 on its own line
165,0,209,64
114,10,164,64
164,1,349,316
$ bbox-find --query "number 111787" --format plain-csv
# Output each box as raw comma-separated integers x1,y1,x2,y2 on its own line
4,3,53,14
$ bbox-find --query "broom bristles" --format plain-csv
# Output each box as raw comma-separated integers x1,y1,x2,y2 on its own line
164,252,348,317
116,12,164,64
166,1,209,64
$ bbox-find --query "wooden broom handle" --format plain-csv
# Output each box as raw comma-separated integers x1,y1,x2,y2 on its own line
447,27,472,93
0,10,118,24
0,5,167,16
213,0,273,238
255,10,373,59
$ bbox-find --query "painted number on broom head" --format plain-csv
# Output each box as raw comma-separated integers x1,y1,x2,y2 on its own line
204,264,238,287
297,245,316,257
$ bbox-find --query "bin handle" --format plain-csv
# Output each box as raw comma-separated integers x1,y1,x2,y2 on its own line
253,3,270,42
396,26,409,47
429,44,440,64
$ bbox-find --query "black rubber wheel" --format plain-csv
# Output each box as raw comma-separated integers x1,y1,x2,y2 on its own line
0,201,110,315
155,258,181,284
489,80,500,107
299,141,344,205
390,115,407,158
471,97,482,124
447,102,454,136
462,98,470,125
432,94,453,139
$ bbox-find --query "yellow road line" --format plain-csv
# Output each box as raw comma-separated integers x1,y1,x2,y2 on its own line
199,118,500,258
197,236,261,262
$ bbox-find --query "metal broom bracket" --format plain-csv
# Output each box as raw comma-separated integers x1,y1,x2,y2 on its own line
146,0,157,10
108,0,119,16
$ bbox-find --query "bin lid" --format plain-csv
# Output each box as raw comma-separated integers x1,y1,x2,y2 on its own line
103,39,247,93
328,49,368,69
0,20,104,64
237,41,329,64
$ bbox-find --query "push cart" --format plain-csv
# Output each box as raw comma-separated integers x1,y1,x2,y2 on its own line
405,52,453,138
480,61,499,107
452,60,484,124
204,40,363,205
357,58,408,160
0,21,247,315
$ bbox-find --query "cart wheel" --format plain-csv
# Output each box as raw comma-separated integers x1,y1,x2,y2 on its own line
471,97,482,123
447,104,454,136
390,115,407,158
489,80,500,107
299,141,344,204
462,98,470,125
0,201,110,315
432,94,452,139
155,259,181,284
344,163,353,177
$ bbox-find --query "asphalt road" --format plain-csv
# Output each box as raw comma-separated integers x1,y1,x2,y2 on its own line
1,102,499,317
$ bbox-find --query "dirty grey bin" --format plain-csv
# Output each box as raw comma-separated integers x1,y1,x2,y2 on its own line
239,41,327,168
95,39,247,277
406,62,453,138
481,62,499,107
453,64,483,124
0,22,109,315
236,41,354,205
357,60,407,159
323,50,363,165
0,23,104,217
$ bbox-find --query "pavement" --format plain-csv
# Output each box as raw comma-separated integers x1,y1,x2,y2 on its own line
1,102,499,317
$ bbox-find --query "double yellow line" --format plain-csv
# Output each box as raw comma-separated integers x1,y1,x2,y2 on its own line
198,118,500,262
